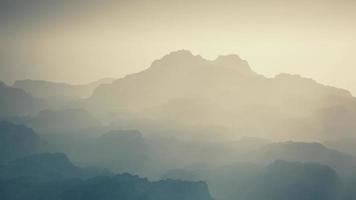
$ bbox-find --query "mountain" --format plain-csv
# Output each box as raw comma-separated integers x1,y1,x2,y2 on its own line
244,142,356,176
0,121,43,163
0,153,109,181
10,108,102,134
82,130,149,173
89,50,356,141
339,174,356,200
325,138,356,157
0,82,46,117
162,162,262,200
0,153,213,200
162,160,342,200
90,50,261,111
244,160,340,200
61,174,213,200
13,78,115,99
99,129,144,143
0,153,83,180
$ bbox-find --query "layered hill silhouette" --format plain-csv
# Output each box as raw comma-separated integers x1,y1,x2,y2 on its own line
77,130,149,173
14,78,115,99
0,121,44,163
243,142,356,176
0,153,213,200
0,153,108,181
0,82,46,117
61,174,213,200
325,138,356,157
89,50,356,140
2,50,356,200
11,108,102,134
162,160,343,200
244,160,340,200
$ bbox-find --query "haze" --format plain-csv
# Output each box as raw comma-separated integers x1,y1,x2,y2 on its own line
1,0,356,94
3,1,356,200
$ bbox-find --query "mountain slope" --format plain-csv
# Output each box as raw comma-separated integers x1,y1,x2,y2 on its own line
0,121,43,162
14,78,115,99
0,153,109,181
0,153,213,200
10,108,102,134
245,160,340,200
244,142,356,176
90,50,262,111
0,82,46,117
61,174,213,200
89,50,356,140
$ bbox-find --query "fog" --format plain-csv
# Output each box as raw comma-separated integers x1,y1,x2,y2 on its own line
1,1,356,200
2,50,356,199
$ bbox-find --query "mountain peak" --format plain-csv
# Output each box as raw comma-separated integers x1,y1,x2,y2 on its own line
152,50,204,66
167,49,195,57
214,54,243,63
213,54,254,75
150,50,255,76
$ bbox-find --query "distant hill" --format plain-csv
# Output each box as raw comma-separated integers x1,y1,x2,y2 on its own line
61,174,213,200
90,50,262,111
10,108,102,134
99,129,144,143
0,153,213,200
162,160,342,200
0,121,44,162
245,160,340,200
89,50,356,140
0,153,109,181
87,130,149,173
14,78,115,99
244,141,356,176
324,138,356,157
0,82,46,117
34,129,153,175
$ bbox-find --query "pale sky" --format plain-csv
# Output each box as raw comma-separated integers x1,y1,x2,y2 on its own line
1,0,356,94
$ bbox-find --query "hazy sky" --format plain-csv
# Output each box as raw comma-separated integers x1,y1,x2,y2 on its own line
1,0,356,94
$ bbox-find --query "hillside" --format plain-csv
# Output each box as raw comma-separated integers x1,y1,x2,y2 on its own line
0,82,46,117
14,78,115,99
89,50,356,140
244,142,356,176
0,153,213,200
0,121,43,162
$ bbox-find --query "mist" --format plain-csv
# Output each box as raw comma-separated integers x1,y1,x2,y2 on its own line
2,1,356,200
